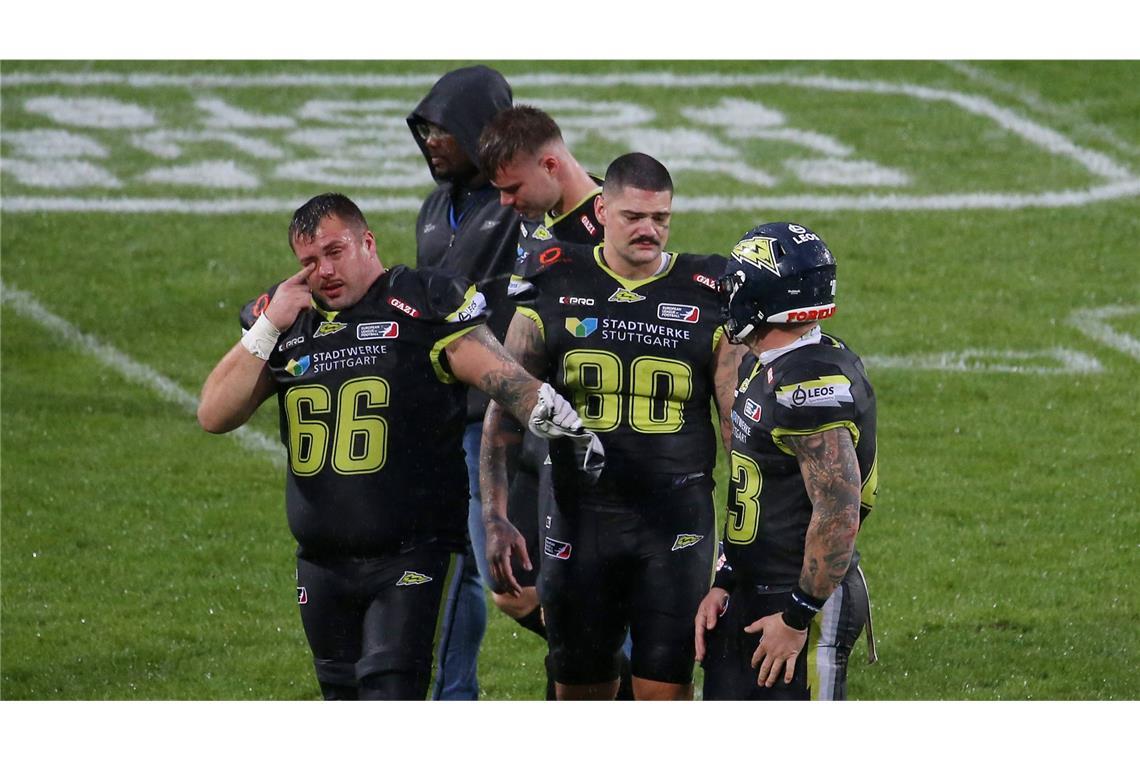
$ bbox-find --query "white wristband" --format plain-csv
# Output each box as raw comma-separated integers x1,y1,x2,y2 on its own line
240,313,281,361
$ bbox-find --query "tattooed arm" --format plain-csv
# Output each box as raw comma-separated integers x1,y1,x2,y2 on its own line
745,426,861,688
710,334,746,453
786,426,861,600
447,317,550,595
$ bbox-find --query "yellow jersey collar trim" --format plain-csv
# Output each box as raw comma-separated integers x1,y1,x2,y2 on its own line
544,186,603,228
592,244,676,290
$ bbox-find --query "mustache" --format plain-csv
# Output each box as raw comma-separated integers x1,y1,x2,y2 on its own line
631,235,660,246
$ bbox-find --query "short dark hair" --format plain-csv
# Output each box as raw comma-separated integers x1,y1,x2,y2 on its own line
289,193,368,249
603,152,673,196
477,105,563,176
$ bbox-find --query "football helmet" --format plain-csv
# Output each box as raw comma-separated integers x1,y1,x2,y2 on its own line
718,222,837,343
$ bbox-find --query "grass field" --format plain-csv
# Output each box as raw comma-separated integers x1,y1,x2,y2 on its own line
2,60,1138,701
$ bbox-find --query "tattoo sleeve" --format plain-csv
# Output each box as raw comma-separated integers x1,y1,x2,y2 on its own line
711,337,746,454
786,427,861,600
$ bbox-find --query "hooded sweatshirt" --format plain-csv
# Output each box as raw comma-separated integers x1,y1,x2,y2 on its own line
408,65,520,422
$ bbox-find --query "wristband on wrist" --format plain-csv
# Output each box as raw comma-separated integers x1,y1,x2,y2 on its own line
781,585,828,631
240,313,281,361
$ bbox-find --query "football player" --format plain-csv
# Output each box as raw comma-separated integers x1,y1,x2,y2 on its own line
197,193,598,700
694,222,878,700
480,153,744,700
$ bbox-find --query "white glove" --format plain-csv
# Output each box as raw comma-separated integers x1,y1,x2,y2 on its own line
569,430,605,483
528,383,585,439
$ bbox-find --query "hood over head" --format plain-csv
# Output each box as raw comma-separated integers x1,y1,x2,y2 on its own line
408,65,513,183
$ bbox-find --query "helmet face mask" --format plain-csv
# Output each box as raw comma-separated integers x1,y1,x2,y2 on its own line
719,222,838,343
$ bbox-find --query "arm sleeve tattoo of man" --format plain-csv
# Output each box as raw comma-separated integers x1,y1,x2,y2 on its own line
786,427,861,599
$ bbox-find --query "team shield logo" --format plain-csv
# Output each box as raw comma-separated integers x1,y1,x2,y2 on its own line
396,571,433,586
314,321,347,338
671,534,705,551
609,288,645,304
731,236,781,275
565,317,598,338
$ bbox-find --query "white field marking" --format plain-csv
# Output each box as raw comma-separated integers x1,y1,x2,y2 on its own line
1067,305,1140,362
528,98,656,130
284,127,421,159
130,130,285,160
943,61,1140,158
0,159,121,189
23,95,157,128
726,127,853,157
196,98,296,130
665,159,777,187
0,196,425,214
296,99,415,125
4,70,1133,178
0,281,283,463
784,158,910,187
864,348,1104,374
6,180,1140,215
607,127,739,159
273,159,427,188
1,129,108,158
682,98,785,129
141,160,261,189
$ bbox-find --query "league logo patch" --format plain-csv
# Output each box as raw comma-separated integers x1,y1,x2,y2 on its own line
314,321,347,338
565,317,598,338
357,322,399,340
658,303,700,323
776,375,854,408
731,235,781,276
297,586,308,604
608,288,645,304
671,534,705,551
396,571,433,586
286,355,311,377
544,537,572,560
744,398,762,422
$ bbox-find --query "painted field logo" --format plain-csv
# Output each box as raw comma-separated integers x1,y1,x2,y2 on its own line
566,317,598,338
544,537,572,560
658,303,700,323
744,398,762,421
776,374,853,408
672,534,705,551
609,288,645,304
396,571,433,586
286,355,310,377
358,321,399,340
314,321,346,338
731,236,780,275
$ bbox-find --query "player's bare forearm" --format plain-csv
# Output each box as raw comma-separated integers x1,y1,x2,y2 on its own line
197,342,275,433
448,325,541,425
711,336,745,453
479,400,520,523
503,311,550,379
786,427,861,599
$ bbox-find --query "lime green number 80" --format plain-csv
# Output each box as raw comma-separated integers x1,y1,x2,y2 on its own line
562,350,692,434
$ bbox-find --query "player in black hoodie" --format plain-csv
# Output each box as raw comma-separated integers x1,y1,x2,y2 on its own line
407,65,520,700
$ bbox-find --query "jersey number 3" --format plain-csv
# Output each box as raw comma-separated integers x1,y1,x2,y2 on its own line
283,377,390,476
726,451,763,544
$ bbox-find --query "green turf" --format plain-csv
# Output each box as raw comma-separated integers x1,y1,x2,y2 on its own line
2,60,1137,699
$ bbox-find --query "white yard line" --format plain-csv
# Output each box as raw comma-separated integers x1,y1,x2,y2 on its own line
0,280,283,463
1066,306,1140,362
5,179,1139,215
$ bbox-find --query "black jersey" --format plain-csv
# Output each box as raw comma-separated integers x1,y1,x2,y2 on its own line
511,243,728,505
722,332,878,588
240,266,488,558
516,178,603,263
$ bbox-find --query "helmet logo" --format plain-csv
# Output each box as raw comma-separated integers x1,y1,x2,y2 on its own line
730,236,780,276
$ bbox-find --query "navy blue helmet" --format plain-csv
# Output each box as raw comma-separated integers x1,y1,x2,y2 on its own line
718,222,837,343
